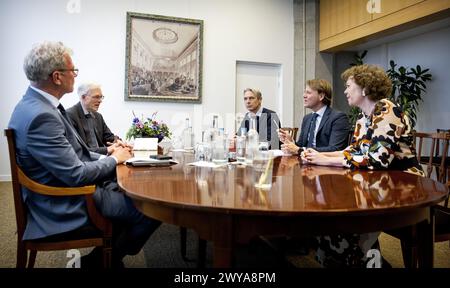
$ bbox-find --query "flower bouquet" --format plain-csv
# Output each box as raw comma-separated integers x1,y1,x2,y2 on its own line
125,111,171,142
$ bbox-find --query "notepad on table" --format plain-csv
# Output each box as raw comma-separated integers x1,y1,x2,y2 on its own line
125,157,178,167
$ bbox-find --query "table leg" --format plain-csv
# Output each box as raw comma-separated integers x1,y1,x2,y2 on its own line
212,215,234,268
213,245,233,268
416,209,435,268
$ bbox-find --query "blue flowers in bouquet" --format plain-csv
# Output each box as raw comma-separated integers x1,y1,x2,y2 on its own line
125,111,171,141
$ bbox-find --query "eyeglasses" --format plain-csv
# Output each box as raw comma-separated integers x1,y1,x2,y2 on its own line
91,95,105,100
50,68,79,77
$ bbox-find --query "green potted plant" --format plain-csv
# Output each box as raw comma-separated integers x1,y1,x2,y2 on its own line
386,60,432,128
347,50,367,127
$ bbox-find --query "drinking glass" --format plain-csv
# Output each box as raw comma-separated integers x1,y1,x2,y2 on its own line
195,142,211,162
253,151,274,190
236,136,246,163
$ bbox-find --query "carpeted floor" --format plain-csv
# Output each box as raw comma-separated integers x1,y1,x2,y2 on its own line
1,181,449,268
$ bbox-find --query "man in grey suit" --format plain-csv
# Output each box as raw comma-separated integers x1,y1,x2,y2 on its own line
279,79,349,154
8,41,160,267
237,88,281,149
67,83,124,155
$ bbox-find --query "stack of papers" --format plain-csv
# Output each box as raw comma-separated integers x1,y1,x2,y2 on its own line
186,161,228,168
271,149,292,156
125,157,178,167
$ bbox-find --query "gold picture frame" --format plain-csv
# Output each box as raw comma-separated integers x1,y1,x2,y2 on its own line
125,12,203,103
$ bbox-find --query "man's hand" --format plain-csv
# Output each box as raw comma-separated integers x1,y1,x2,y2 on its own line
106,140,133,155
281,141,300,154
108,139,133,149
278,129,293,143
111,146,132,164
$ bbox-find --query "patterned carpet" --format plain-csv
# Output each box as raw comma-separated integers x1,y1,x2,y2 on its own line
1,181,449,268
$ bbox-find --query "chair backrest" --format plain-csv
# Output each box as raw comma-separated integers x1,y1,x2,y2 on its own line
4,129,27,242
281,127,299,142
414,131,450,183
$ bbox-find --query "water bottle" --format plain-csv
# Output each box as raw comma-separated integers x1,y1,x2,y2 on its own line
183,118,194,150
205,115,219,143
245,116,259,164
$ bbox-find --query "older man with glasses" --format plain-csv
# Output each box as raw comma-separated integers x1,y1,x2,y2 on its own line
9,41,160,268
67,83,126,155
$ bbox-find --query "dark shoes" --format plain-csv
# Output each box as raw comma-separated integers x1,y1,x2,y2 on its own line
80,247,124,269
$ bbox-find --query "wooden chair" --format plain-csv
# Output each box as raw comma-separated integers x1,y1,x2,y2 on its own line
385,131,450,268
415,131,450,184
5,129,112,268
281,127,299,142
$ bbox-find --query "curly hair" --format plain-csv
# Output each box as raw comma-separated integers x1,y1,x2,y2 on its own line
23,41,72,82
341,64,392,101
306,79,333,106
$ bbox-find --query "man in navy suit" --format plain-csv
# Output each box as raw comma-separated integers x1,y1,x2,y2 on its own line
279,79,349,154
237,88,281,149
8,41,160,267
67,83,125,155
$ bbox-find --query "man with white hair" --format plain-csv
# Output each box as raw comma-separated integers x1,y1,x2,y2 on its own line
67,83,122,155
8,41,160,268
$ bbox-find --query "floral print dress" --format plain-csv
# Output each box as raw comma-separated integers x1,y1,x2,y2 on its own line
315,99,424,267
343,98,424,176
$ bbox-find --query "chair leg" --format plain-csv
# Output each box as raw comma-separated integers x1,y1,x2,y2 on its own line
180,227,188,261
102,247,112,268
16,242,27,268
197,238,207,268
28,250,37,268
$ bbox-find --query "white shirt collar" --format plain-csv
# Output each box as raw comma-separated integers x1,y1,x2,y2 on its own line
80,103,90,116
314,105,327,118
247,106,263,118
29,85,60,108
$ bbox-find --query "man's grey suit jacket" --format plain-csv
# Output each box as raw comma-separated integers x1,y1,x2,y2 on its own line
296,106,349,152
8,87,117,240
67,102,118,155
238,107,281,149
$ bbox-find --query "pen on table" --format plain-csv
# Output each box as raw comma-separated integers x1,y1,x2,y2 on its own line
273,119,280,131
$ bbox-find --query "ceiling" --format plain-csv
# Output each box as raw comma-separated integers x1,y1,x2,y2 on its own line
132,18,199,60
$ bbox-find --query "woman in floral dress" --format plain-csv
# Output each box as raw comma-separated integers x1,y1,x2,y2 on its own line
302,64,424,267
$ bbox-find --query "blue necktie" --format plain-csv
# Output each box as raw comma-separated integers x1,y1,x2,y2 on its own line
307,113,318,148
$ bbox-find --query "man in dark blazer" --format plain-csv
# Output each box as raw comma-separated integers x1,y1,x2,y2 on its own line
8,41,160,267
67,83,122,155
279,79,349,154
237,88,281,149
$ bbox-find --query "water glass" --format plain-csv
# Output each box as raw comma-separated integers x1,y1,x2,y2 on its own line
212,139,227,164
195,142,211,162
253,151,274,190
258,141,269,152
236,136,246,163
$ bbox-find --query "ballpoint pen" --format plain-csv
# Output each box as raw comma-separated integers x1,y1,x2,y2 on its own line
273,119,280,131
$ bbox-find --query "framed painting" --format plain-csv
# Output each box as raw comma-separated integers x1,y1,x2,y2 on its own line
125,12,203,103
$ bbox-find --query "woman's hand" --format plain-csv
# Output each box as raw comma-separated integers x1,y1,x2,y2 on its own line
302,148,328,165
301,148,345,167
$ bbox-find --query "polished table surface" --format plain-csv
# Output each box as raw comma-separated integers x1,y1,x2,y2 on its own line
117,152,448,267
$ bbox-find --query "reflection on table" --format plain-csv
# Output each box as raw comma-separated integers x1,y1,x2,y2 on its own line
117,152,448,267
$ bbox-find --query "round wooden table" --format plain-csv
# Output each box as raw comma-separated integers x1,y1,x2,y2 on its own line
117,152,448,267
